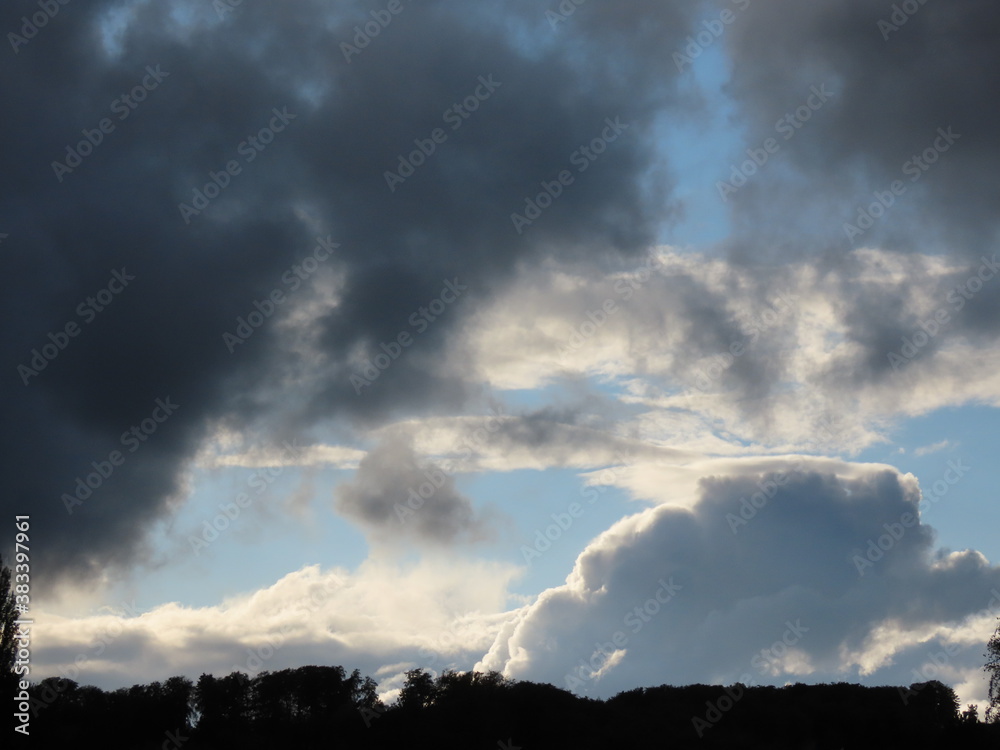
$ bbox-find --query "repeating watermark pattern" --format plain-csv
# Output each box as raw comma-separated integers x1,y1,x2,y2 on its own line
692,619,809,737
843,126,959,242
716,84,833,202
720,455,834,536
61,397,180,514
341,0,413,63
416,621,466,671
564,577,682,691
521,498,589,564
395,408,504,525
161,728,189,749
392,461,464,525
521,451,629,564
68,600,143,674
350,278,467,394
813,412,844,446
887,254,998,370
27,593,203,744
178,106,297,223
878,0,932,41
946,255,1000,312
724,467,799,535
510,116,629,234
231,575,343,675
26,677,74,721
899,642,964,704
17,267,136,386
750,621,810,675
187,439,303,555
852,458,970,576
557,253,667,359
7,0,73,54
562,299,619,353
233,624,294,675
691,289,798,392
361,702,387,727
222,236,338,353
27,599,151,724
546,0,587,29
214,0,243,20
673,0,751,72
888,308,953,371
51,65,169,182
384,75,501,192
899,588,1000,704
31,598,143,717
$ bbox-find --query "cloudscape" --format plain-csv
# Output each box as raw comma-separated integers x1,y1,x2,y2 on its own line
2,0,1000,724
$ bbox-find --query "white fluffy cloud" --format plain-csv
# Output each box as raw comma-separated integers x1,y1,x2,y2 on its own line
477,458,1000,707
33,556,520,694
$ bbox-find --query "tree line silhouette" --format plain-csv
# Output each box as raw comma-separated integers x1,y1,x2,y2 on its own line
9,665,999,748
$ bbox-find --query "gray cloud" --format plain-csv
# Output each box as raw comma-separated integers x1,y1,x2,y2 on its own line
334,434,492,545
705,0,1000,402
480,460,1000,699
0,0,702,586
720,0,1000,255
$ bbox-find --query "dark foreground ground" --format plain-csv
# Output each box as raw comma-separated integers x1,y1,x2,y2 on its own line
10,666,1000,748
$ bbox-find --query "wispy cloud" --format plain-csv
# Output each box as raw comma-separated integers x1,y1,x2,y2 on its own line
914,440,955,457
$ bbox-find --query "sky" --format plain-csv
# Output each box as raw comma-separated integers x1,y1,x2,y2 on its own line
3,0,1000,710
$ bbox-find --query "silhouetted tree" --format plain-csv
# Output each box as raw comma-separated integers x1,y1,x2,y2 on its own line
906,680,960,731
987,616,1000,722
162,675,195,731
0,555,18,676
249,669,294,728
399,668,437,710
0,555,18,691
195,672,253,736
350,668,382,711
291,664,349,720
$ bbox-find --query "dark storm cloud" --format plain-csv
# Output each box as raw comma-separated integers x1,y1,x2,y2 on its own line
9,0,993,588
721,0,1000,254
696,0,1000,400
0,0,703,586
